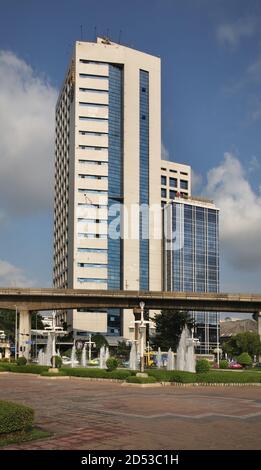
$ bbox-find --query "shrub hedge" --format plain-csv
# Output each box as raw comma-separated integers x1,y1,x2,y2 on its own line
196,371,261,383
61,367,132,380
147,370,196,383
51,356,63,369
219,360,229,369
0,364,49,374
62,367,108,378
106,357,118,371
196,359,210,373
40,370,67,377
237,353,252,368
16,357,27,366
126,376,157,384
0,401,34,435
0,363,260,384
107,370,132,380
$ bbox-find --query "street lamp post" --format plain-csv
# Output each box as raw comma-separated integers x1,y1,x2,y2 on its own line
35,312,38,360
14,305,18,361
51,311,56,369
87,334,96,362
133,302,154,373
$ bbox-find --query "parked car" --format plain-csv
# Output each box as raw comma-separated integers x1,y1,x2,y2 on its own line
0,330,6,340
121,360,130,368
254,362,261,369
228,362,243,369
62,356,79,365
88,358,99,366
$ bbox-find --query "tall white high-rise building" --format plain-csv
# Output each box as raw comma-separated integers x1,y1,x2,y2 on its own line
53,38,161,337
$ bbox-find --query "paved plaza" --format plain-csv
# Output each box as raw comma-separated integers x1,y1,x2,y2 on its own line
0,373,260,450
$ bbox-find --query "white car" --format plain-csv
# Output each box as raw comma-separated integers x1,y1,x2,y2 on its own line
62,356,79,365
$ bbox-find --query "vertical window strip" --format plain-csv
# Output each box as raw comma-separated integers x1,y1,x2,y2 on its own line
139,70,149,290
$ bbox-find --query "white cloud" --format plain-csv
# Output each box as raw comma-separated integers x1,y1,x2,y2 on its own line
161,142,170,161
0,51,57,215
0,259,35,287
246,55,261,81
217,17,258,47
248,155,260,173
191,169,203,194
205,153,261,271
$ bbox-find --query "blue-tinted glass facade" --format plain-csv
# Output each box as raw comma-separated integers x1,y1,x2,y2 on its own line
170,202,219,296
139,70,149,290
107,64,123,334
165,202,220,353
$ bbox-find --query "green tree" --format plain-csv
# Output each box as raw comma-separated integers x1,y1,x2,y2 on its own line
114,341,130,361
92,334,108,351
0,310,44,340
0,310,15,339
152,310,194,351
222,332,261,358
31,313,44,330
237,352,252,368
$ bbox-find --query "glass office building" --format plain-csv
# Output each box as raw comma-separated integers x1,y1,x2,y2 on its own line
163,198,220,354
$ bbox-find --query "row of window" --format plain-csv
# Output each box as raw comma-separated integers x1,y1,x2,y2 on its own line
78,202,107,209
161,176,189,189
79,73,108,80
78,217,107,223
79,145,108,150
78,233,107,239
78,189,107,194
77,277,107,283
79,87,108,94
161,189,180,199
161,167,188,177
78,174,107,180
79,59,107,65
79,101,108,108
77,263,107,268
78,159,108,166
79,130,108,136
77,248,107,253
79,116,108,122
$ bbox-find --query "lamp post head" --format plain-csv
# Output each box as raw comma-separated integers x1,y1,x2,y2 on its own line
139,301,145,310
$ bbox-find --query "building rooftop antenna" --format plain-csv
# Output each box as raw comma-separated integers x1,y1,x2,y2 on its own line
94,26,97,41
80,24,83,41
118,29,122,44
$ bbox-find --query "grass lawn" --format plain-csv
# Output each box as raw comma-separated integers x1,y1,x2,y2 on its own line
0,427,51,447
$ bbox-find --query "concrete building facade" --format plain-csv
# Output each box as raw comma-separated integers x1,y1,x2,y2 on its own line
54,38,220,350
53,38,161,338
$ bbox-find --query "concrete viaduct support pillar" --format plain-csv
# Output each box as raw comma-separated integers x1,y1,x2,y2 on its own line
18,309,31,360
257,312,261,362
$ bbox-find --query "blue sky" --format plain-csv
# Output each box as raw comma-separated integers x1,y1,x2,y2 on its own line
0,0,260,299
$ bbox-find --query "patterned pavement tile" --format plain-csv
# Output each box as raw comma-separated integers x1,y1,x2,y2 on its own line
0,374,260,450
